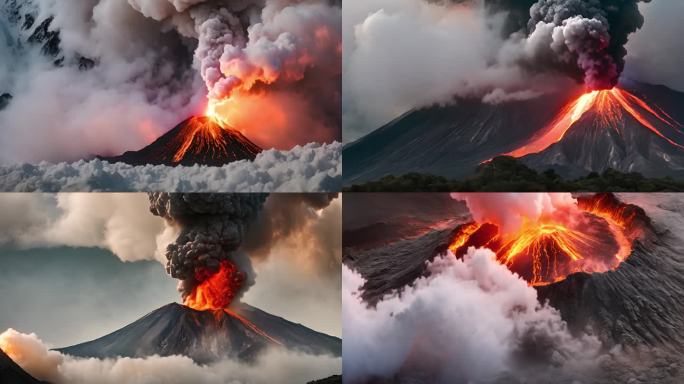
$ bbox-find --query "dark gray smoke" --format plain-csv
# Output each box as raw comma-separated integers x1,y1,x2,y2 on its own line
438,0,652,89
493,0,652,89
149,193,268,298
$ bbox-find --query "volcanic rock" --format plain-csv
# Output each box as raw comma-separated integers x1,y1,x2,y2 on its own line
99,116,262,167
343,81,684,185
0,348,47,384
57,302,341,364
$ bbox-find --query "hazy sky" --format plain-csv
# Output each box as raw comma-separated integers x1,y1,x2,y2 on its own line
0,193,341,347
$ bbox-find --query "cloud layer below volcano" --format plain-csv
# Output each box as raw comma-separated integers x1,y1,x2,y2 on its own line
0,328,339,384
0,142,341,192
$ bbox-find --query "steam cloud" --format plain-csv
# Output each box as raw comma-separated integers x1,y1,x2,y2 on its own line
149,193,267,299
0,328,339,384
342,247,604,383
450,192,576,234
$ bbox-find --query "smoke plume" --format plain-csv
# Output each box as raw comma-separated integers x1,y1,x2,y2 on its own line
342,247,604,383
450,192,576,234
510,0,652,90
344,0,658,139
149,193,267,300
0,0,341,163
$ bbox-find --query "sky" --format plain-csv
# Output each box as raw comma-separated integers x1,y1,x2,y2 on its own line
0,193,341,347
342,1,684,142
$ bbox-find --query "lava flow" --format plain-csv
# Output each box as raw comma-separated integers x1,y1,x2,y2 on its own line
502,87,683,158
448,195,644,285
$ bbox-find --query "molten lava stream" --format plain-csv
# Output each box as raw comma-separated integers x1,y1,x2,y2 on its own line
497,222,595,286
501,87,684,158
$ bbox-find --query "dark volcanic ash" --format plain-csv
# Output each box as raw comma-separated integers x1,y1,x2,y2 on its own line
149,192,267,299
493,0,652,90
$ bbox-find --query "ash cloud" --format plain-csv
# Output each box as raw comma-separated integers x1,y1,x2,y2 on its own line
0,141,342,192
0,328,340,384
149,193,267,299
342,247,604,383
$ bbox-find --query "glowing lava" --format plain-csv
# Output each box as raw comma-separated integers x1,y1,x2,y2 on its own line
184,260,245,312
205,98,234,128
448,196,644,285
172,116,232,162
502,87,683,158
182,260,282,345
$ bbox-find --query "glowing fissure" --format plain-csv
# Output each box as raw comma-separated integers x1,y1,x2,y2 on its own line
502,88,683,158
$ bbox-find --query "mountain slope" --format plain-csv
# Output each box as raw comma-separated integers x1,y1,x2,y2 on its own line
99,116,262,166
57,302,341,364
522,82,684,178
0,348,47,384
343,93,568,185
343,81,684,185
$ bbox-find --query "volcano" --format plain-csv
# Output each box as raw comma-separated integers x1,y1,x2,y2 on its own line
99,116,262,167
0,348,46,384
343,81,684,185
57,302,341,364
343,193,684,352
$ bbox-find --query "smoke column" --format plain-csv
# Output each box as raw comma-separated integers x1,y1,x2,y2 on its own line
130,0,342,147
494,0,652,90
148,193,267,300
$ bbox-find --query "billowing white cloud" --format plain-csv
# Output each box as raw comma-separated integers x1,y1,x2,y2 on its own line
0,142,341,192
0,328,340,384
342,247,603,383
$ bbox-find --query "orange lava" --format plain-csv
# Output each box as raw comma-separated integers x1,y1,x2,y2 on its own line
503,87,683,158
173,112,231,162
448,200,640,285
184,260,245,311
497,222,594,285
225,309,283,346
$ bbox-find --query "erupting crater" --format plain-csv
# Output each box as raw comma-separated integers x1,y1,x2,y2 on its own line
99,109,262,167
181,259,282,346
449,194,646,285
501,87,684,158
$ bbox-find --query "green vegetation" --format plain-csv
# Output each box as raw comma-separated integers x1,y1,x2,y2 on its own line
344,156,684,192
